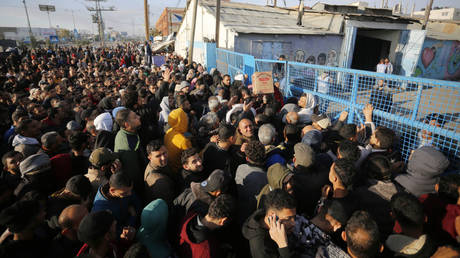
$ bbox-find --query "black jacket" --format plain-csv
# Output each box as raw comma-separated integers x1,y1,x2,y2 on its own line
94,130,115,151
242,209,293,258
202,142,232,176
180,168,208,191
292,164,330,217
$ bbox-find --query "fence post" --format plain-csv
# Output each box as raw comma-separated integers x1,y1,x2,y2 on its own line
348,72,359,123
411,83,423,121
285,60,290,97
225,51,230,76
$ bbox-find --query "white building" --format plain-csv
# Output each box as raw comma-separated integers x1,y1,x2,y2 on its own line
413,8,460,21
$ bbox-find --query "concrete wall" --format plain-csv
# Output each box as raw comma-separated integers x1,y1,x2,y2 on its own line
234,33,343,66
413,8,460,21
175,2,236,58
413,38,460,81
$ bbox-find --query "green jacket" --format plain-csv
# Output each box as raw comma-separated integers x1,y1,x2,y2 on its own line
137,199,171,258
114,129,146,194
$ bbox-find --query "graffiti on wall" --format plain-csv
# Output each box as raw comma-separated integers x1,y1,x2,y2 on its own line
296,49,338,67
414,39,460,81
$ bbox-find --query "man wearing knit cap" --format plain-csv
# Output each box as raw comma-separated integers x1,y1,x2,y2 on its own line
175,81,190,95
85,147,121,192
292,143,329,217
311,114,331,131
14,153,56,199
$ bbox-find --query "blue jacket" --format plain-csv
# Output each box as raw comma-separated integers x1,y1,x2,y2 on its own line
92,184,142,233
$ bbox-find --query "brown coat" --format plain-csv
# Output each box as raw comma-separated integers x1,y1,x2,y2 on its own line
144,162,176,205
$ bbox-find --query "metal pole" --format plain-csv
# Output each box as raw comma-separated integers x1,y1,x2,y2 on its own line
422,0,434,29
98,0,104,47
72,10,76,31
144,0,149,41
188,0,198,63
297,0,304,26
22,0,34,47
47,10,52,28
215,0,221,48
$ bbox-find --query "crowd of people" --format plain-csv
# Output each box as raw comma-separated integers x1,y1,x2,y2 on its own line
0,42,458,258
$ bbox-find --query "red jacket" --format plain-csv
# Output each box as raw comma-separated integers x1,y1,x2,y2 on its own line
179,213,218,258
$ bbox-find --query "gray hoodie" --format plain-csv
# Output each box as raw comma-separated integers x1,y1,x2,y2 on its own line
395,146,449,197
159,96,171,128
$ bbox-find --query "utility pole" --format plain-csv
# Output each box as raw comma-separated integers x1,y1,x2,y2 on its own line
188,0,198,63
86,0,115,47
22,0,35,47
381,0,385,8
144,0,149,41
72,10,76,31
422,0,434,29
215,0,221,48
297,0,304,26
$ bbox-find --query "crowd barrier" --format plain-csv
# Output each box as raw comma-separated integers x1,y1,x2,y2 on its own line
215,48,460,169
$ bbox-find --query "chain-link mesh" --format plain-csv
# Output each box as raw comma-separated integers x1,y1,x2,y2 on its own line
217,49,459,168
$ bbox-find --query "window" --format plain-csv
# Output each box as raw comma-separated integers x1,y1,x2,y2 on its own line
442,12,448,16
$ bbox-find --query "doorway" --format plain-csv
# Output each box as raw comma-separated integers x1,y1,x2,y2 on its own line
351,29,391,72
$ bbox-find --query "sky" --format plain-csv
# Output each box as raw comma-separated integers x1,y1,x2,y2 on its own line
1,0,459,36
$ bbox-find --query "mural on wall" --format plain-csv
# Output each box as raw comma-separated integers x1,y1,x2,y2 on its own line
243,35,342,64
295,50,306,62
413,39,460,81
317,53,327,65
306,55,316,64
327,50,338,67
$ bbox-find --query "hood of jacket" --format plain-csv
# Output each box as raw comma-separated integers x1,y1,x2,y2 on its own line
98,96,114,111
242,209,267,241
267,163,292,190
137,199,171,257
94,112,113,132
160,96,170,113
167,108,188,134
406,146,449,179
12,134,39,147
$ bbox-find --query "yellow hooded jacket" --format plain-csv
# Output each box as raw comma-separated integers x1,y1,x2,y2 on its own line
164,108,192,173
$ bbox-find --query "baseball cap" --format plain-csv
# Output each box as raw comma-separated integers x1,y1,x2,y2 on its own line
199,169,227,193
89,147,118,168
174,81,190,92
294,142,315,167
312,114,331,129
78,210,115,244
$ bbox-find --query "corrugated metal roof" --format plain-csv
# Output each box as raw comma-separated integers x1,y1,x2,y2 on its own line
200,0,343,35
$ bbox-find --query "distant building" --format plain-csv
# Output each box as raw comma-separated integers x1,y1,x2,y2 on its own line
155,8,185,37
413,7,460,21
0,27,57,41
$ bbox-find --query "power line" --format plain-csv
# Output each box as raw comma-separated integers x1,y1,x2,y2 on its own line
85,0,116,46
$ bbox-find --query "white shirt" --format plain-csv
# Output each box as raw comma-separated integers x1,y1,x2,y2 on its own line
376,63,386,73
317,75,331,94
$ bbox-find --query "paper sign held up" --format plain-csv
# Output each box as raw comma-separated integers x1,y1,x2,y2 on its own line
252,72,274,94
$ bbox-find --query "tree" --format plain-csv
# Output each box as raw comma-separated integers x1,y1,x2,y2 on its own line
56,29,71,40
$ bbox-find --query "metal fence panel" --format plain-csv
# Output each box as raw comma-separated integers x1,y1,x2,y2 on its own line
217,48,460,169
